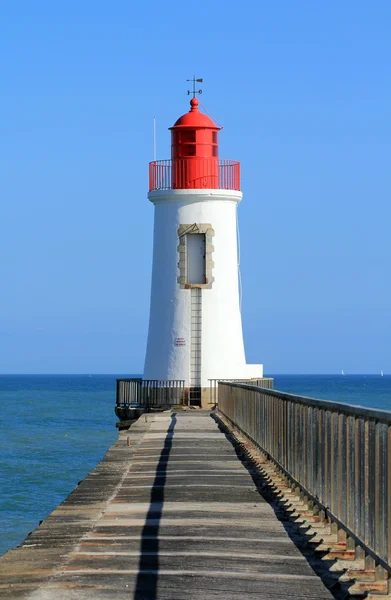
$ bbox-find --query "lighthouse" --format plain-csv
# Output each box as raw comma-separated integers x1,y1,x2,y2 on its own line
143,90,263,405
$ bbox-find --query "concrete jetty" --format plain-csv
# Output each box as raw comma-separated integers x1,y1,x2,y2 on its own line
0,411,333,599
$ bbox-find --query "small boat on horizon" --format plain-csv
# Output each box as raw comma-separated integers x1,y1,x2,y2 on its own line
341,369,345,376
381,370,384,376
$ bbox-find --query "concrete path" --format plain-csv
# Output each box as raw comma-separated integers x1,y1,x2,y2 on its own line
0,411,334,599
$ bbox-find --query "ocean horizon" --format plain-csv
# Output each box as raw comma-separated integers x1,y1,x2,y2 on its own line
1,373,390,557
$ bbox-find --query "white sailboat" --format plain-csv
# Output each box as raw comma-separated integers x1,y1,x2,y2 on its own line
341,369,345,376
381,370,384,377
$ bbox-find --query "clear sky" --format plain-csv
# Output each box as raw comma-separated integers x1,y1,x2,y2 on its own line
1,1,390,374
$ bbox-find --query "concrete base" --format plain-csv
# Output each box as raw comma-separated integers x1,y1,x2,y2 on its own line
115,406,146,421
201,386,213,408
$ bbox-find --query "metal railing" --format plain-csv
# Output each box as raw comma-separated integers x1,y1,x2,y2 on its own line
218,382,391,569
149,159,240,192
116,379,185,407
208,378,274,405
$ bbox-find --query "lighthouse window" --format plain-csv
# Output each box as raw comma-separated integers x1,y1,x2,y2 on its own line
183,144,196,156
180,131,196,144
186,234,206,285
178,131,196,157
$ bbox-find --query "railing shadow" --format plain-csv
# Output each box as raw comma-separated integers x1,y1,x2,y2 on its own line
210,412,345,600
134,413,177,600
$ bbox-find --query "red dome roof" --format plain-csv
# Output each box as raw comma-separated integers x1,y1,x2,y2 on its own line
170,98,221,130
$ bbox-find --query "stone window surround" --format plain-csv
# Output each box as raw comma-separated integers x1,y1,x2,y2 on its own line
177,223,214,289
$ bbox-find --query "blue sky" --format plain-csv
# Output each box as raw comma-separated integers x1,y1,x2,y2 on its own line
1,1,390,374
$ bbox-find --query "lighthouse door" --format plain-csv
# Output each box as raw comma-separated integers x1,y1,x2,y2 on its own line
186,233,206,284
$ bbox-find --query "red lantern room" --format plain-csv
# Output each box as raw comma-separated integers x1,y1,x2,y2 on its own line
148,93,240,193
169,98,221,189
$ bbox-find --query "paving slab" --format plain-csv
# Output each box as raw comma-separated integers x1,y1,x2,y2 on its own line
0,411,335,599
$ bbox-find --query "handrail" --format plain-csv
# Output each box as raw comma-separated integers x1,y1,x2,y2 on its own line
218,381,391,570
149,159,240,192
208,378,274,405
222,383,391,422
116,378,185,407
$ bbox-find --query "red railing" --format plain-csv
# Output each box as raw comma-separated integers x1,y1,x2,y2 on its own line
149,159,240,192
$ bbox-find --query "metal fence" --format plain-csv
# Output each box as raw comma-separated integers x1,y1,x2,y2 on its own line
218,382,391,570
116,379,185,407
208,378,274,405
149,159,240,192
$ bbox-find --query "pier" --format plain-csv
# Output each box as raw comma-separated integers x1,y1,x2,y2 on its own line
1,382,391,598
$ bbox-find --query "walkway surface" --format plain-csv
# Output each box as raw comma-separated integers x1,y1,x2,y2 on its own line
0,410,334,599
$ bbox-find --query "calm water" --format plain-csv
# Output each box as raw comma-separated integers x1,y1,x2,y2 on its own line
0,374,133,557
0,373,391,556
273,374,391,411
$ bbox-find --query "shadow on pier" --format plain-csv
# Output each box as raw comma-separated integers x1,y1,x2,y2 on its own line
134,413,177,600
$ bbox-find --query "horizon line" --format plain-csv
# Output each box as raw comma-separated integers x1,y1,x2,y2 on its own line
0,373,387,377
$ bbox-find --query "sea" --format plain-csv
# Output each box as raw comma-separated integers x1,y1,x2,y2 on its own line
0,373,390,557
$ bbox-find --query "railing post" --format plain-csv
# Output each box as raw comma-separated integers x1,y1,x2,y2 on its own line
116,379,120,407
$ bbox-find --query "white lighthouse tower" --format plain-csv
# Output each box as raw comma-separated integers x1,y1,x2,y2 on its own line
143,91,263,405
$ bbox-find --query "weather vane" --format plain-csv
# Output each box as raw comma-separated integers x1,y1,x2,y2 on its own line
186,75,203,98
